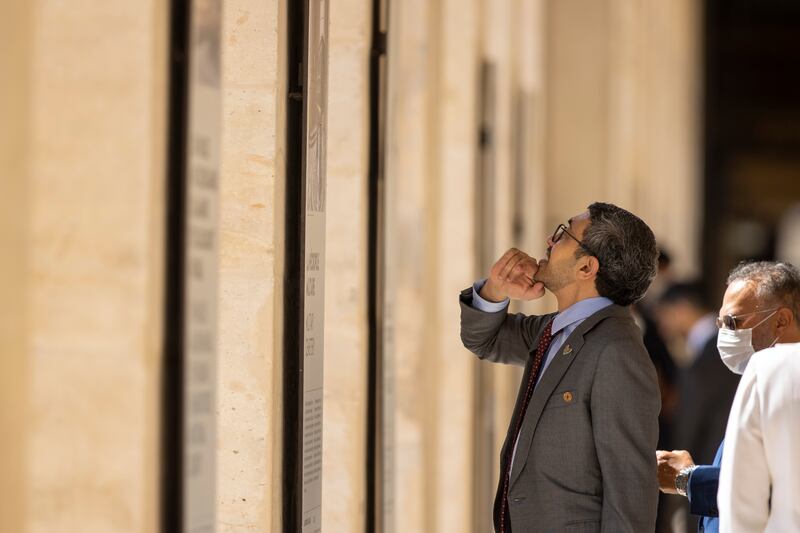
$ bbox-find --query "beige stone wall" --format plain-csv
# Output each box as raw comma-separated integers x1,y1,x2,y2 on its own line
544,0,612,223
383,0,700,530
0,2,169,532
430,0,480,530
382,0,437,528
0,2,34,531
383,0,541,530
544,0,700,275
216,0,285,531
321,0,371,531
0,1,701,531
484,2,552,530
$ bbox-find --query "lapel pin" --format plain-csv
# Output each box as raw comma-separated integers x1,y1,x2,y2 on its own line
563,344,572,355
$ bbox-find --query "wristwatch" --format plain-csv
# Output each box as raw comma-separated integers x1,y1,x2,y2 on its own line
675,465,697,497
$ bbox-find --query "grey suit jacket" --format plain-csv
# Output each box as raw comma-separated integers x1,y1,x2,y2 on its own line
460,288,660,533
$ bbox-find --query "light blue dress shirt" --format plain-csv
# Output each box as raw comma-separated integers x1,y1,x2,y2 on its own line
472,279,613,381
472,279,613,467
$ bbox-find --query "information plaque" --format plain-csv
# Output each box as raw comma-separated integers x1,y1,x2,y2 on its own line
300,1,329,532
184,1,221,531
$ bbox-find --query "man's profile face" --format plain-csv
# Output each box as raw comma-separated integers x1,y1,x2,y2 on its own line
535,211,590,291
719,279,777,352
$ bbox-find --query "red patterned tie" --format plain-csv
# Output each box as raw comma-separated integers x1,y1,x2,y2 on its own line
499,318,555,533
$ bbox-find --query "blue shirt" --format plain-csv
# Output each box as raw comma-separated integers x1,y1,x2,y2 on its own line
472,279,613,382
472,279,613,467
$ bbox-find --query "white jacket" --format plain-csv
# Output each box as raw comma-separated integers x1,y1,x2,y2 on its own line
718,342,800,532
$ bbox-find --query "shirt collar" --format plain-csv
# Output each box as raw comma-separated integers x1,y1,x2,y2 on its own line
552,296,614,335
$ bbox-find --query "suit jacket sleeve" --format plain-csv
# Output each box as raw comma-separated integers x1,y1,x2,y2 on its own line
688,466,720,517
591,332,660,532
459,287,553,367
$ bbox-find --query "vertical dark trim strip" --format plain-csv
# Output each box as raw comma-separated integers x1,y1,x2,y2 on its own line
472,60,496,533
283,0,309,531
162,0,191,531
366,0,387,531
701,0,722,304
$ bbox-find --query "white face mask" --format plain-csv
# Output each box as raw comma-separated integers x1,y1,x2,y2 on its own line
716,310,778,374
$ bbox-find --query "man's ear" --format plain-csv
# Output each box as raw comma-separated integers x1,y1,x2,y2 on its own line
577,255,600,280
775,307,793,334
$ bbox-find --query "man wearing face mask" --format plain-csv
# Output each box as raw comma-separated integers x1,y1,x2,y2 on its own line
717,261,800,532
656,261,800,533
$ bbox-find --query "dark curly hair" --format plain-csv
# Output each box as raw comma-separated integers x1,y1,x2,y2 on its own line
575,202,658,306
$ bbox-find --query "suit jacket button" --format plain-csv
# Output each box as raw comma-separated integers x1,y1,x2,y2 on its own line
563,391,573,403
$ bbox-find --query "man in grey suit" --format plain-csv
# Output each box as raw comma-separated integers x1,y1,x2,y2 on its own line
460,202,661,532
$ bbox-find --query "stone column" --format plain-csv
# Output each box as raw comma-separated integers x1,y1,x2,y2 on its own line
430,0,480,530
216,1,285,530
321,0,371,531
544,0,700,274
383,0,437,529
0,1,34,531
0,2,169,532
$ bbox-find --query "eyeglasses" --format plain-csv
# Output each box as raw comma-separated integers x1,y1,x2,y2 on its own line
715,307,780,330
551,223,597,257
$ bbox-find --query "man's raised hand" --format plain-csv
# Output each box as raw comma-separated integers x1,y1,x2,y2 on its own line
480,248,546,302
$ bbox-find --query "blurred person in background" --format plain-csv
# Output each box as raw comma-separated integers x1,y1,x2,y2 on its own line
634,249,680,450
656,262,800,533
654,282,739,533
656,283,740,466
632,249,679,533
640,249,676,313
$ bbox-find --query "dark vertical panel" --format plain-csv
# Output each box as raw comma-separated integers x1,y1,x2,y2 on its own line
702,0,800,304
367,0,388,531
477,62,497,273
511,90,529,246
162,0,191,531
472,60,497,533
284,0,309,531
701,0,723,303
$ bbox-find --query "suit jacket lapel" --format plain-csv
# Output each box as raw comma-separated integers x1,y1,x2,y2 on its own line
509,304,629,487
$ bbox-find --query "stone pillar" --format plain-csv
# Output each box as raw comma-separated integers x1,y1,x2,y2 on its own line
383,0,436,529
516,0,549,267
635,0,701,276
606,0,701,275
544,0,612,222
480,2,551,525
321,0,371,530
0,2,34,531
544,0,700,275
216,0,285,530
430,0,480,530
0,2,169,532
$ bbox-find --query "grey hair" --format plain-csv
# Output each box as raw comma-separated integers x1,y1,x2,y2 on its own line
727,261,800,322
576,202,658,306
